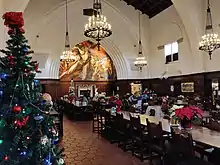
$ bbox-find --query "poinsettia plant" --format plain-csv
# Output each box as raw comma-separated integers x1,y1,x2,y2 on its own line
175,106,204,120
169,105,184,118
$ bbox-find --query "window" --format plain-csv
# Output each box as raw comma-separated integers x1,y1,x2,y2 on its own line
164,42,178,64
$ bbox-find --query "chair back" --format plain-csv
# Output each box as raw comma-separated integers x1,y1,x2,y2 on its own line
104,110,111,124
211,111,220,120
147,119,164,146
114,113,123,128
170,127,194,159
129,114,142,137
130,114,141,129
208,119,220,131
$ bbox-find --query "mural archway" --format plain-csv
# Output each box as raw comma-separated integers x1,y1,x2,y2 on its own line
59,40,117,81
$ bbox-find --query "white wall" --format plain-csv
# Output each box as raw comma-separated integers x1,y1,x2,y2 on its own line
0,0,5,51
1,0,220,80
149,6,194,78
149,0,220,78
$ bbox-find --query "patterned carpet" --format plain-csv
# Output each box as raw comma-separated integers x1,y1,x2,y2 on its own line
62,117,148,165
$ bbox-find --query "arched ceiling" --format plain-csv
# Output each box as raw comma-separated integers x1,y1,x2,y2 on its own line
2,0,220,78
22,0,151,79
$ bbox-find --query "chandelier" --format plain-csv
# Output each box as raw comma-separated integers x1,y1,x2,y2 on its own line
134,11,147,72
84,0,112,50
60,0,74,65
199,0,220,59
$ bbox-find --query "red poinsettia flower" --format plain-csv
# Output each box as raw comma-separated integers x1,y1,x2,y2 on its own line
189,106,204,117
175,106,204,120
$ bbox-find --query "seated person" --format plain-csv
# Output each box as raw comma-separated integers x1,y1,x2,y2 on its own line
122,95,130,111
146,105,164,118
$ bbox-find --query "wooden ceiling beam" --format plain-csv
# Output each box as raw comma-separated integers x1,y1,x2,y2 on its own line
136,0,150,9
127,0,139,5
142,0,171,14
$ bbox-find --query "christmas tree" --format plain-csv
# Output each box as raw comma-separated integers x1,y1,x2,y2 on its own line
0,12,65,165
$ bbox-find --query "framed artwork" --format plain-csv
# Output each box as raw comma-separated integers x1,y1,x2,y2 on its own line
181,82,194,92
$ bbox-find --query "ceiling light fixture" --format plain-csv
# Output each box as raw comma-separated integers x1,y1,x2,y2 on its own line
84,0,112,50
60,0,74,66
134,11,147,72
199,0,220,59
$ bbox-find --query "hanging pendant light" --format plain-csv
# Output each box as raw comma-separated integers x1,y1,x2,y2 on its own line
60,0,74,66
134,11,147,72
84,0,112,50
199,0,220,59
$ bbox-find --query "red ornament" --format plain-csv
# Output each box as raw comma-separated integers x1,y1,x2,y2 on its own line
14,116,29,128
4,156,8,161
9,61,15,66
35,63,39,71
7,55,14,60
13,105,22,113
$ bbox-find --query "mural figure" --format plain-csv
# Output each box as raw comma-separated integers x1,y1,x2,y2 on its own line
59,40,116,81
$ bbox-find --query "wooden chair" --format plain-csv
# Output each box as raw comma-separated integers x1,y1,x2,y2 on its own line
114,113,131,151
130,114,148,162
92,102,99,133
101,110,116,142
164,128,212,165
211,111,220,121
147,119,166,165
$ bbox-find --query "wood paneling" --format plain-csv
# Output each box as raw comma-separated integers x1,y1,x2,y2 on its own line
39,71,220,99
39,79,114,100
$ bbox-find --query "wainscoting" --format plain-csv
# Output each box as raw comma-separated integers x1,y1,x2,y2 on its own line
39,80,114,100
39,71,220,100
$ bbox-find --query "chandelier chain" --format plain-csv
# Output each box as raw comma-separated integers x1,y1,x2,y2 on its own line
65,0,70,47
138,11,142,56
205,0,213,32
139,11,141,43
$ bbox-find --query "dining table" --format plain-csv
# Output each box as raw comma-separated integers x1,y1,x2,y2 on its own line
106,109,220,149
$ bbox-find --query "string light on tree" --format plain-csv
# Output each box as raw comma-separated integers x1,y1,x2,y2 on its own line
0,12,65,164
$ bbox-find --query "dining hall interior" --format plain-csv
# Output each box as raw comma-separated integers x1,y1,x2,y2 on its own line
1,0,220,165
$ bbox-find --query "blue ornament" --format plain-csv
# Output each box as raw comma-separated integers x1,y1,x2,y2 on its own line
53,138,59,145
0,90,3,96
34,79,39,84
24,47,28,52
0,73,7,79
20,151,26,156
34,115,44,121
43,153,51,165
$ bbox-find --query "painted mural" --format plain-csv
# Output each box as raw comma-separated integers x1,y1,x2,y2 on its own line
59,40,116,81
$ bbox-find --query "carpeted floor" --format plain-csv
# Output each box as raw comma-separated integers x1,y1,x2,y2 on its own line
62,117,149,165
